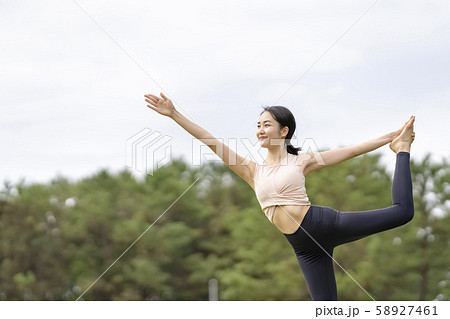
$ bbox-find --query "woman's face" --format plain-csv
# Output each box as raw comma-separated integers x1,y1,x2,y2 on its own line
256,111,287,149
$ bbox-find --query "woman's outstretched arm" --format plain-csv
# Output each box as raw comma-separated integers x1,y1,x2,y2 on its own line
145,92,255,188
350,131,398,157
303,116,414,176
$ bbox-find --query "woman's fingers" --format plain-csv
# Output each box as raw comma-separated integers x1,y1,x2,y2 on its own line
147,103,157,111
146,95,158,102
144,92,176,118
145,99,156,106
145,97,156,103
144,94,165,113
401,116,414,129
145,97,156,104
145,94,160,101
146,95,164,107
404,116,415,128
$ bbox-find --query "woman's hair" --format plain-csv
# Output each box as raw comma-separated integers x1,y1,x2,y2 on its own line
260,105,302,155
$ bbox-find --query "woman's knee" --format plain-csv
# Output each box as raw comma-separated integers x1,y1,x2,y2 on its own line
400,203,414,224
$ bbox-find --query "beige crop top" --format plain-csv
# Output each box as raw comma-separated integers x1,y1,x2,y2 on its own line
253,152,311,223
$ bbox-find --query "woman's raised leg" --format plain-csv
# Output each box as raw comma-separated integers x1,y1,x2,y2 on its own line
331,151,414,247
331,115,415,246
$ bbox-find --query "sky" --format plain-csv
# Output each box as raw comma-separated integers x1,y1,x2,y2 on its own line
2,0,450,187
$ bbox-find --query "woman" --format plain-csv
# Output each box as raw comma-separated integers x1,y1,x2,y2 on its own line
144,92,416,301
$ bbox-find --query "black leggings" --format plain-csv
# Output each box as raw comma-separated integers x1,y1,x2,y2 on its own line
283,152,414,300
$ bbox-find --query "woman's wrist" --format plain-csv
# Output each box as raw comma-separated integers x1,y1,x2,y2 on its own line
388,131,397,142
170,109,180,120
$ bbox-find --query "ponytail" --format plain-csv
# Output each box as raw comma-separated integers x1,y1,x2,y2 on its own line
285,139,301,155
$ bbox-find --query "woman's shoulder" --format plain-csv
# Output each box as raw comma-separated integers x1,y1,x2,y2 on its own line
293,152,314,167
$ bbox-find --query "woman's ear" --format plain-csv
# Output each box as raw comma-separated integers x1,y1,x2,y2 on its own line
282,126,289,138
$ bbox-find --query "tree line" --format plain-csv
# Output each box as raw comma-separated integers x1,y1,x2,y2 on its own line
0,152,448,300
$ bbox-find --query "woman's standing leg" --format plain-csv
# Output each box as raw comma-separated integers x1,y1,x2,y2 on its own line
296,248,338,300
284,206,340,300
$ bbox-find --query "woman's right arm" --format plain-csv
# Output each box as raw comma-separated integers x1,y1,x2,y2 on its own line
145,92,255,189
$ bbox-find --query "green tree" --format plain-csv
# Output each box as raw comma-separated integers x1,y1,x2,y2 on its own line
0,152,448,300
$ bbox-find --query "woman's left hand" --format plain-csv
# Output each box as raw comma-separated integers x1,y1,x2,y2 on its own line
392,116,416,143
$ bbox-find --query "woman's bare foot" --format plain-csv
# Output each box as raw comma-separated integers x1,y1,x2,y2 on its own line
390,116,415,154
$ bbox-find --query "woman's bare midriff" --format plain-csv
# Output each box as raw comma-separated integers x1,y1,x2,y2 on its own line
272,204,311,235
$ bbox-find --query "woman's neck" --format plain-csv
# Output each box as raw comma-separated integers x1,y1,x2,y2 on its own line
264,147,288,165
